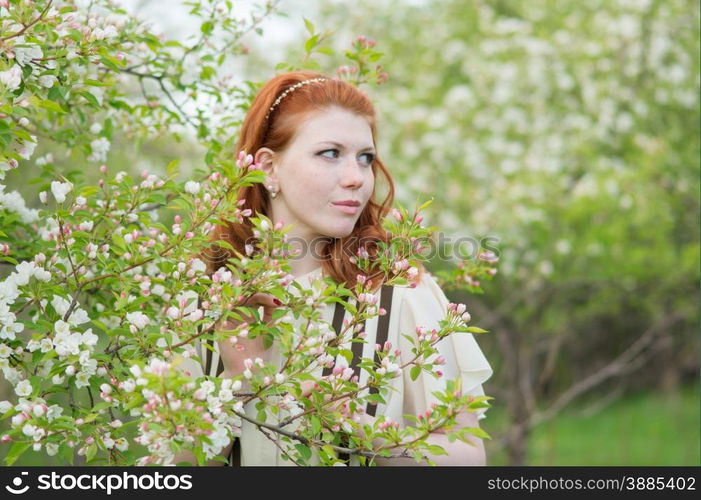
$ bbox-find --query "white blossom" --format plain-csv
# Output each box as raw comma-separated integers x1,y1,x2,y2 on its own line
202,424,230,459
38,75,57,88
50,181,73,203
126,311,150,330
0,190,39,223
15,379,32,397
16,135,37,160
184,181,200,195
74,371,90,388
88,137,111,163
190,258,206,274
14,44,42,65
0,65,22,91
82,328,98,346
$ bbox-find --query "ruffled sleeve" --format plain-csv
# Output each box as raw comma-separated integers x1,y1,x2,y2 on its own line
397,272,493,420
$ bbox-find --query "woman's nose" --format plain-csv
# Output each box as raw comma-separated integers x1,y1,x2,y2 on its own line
340,157,365,188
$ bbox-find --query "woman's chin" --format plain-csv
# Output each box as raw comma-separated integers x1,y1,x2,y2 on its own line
322,225,356,240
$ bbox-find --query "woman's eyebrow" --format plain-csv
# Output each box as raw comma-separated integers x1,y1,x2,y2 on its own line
316,141,375,152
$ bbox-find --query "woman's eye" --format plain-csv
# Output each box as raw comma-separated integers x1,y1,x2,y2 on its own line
319,149,340,159
360,153,375,165
318,149,374,165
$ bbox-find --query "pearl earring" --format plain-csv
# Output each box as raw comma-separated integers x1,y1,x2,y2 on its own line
268,185,277,199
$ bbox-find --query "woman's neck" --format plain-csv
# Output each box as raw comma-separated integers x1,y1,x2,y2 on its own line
290,260,323,279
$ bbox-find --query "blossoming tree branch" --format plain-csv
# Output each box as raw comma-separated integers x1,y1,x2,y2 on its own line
0,0,496,465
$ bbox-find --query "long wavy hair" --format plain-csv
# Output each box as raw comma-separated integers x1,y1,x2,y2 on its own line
204,70,401,291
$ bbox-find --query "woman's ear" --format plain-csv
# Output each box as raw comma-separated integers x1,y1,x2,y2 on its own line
254,147,278,186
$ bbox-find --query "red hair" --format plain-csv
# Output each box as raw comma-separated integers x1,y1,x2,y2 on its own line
204,70,402,291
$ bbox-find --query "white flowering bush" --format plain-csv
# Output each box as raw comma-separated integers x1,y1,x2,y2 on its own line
0,0,494,465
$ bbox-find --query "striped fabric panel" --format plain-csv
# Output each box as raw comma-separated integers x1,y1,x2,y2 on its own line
211,286,395,466
337,285,394,464
366,284,394,417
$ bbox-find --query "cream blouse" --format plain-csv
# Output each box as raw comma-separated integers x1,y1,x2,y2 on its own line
188,266,492,466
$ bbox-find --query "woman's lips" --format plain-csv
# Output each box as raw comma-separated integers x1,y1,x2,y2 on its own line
331,203,360,215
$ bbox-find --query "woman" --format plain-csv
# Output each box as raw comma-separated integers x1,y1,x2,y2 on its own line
188,70,492,466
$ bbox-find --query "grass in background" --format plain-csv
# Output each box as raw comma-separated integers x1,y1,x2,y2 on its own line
484,383,700,465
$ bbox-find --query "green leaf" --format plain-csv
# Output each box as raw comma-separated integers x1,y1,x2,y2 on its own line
38,98,66,114
76,91,100,108
59,442,75,464
365,393,385,404
47,86,65,101
125,395,145,410
410,365,422,381
200,66,215,81
464,326,488,334
201,21,214,35
294,443,312,461
85,442,97,463
213,239,234,252
417,198,434,212
305,34,319,53
104,118,113,141
84,79,110,86
340,349,353,365
112,232,126,250
462,426,490,440
303,17,315,35
166,158,180,177
78,186,99,198
4,442,31,465
310,416,321,435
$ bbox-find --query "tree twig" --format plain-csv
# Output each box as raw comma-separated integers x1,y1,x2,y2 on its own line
1,0,53,41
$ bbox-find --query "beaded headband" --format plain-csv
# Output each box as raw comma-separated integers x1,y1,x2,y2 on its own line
265,77,329,121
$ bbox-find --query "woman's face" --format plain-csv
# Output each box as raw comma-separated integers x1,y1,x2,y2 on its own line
256,106,376,243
